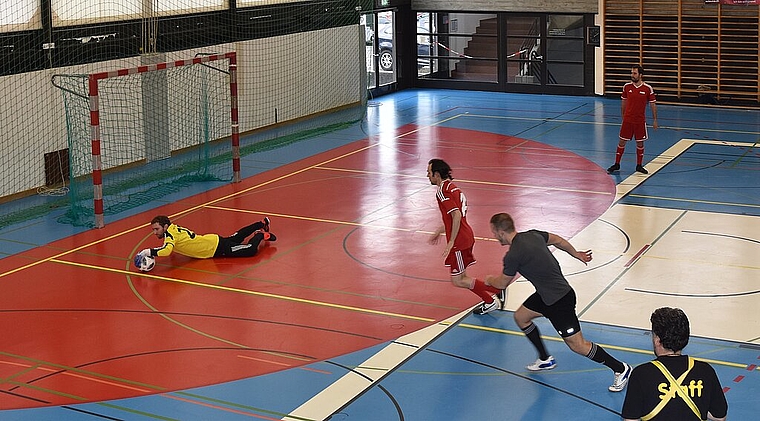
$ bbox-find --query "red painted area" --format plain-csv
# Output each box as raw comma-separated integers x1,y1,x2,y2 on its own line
0,125,614,409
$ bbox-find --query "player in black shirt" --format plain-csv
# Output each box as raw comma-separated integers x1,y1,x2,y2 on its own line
485,212,632,392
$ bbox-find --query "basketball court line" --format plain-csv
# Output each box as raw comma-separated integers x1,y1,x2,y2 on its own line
565,139,760,343
49,258,439,324
614,138,759,202
283,137,759,420
283,311,758,421
0,142,380,280
283,307,474,421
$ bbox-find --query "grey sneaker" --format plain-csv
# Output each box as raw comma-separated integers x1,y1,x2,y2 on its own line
609,362,632,392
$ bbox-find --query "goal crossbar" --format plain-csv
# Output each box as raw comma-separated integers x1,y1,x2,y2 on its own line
86,52,240,228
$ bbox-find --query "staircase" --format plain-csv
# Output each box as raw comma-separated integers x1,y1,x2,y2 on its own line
451,18,498,81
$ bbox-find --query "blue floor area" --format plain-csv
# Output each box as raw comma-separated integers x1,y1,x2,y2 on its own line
623,143,760,216
338,314,759,421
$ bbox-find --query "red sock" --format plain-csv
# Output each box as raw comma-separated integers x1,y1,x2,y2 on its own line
615,145,625,164
471,279,499,303
636,145,644,165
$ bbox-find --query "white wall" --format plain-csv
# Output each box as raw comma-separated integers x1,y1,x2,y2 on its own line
0,26,363,199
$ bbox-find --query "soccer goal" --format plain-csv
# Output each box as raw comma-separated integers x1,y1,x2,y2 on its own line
53,52,239,228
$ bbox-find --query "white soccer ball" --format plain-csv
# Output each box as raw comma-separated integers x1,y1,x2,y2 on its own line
136,254,155,272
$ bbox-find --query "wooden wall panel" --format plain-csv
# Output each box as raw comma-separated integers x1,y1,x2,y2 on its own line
604,0,759,106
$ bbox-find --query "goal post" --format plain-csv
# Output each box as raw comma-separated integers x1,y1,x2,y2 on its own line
54,52,239,228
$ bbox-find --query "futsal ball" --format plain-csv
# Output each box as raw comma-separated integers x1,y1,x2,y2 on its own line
134,254,156,272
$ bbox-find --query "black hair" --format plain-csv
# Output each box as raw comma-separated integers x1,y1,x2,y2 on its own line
151,215,171,227
651,307,690,352
633,64,645,75
428,158,453,180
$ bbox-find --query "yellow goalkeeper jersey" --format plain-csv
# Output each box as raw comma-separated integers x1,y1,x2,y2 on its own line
155,224,219,259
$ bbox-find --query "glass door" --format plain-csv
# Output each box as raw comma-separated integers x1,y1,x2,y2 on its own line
362,10,396,90
505,16,543,86
504,14,588,93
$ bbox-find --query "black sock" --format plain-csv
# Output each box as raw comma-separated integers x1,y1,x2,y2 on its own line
522,322,550,360
586,342,625,373
229,221,264,243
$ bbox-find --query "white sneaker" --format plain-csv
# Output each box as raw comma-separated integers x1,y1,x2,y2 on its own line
473,298,500,315
526,356,556,371
609,362,632,392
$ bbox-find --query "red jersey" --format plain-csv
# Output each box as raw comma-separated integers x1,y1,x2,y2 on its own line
622,82,656,124
436,179,475,251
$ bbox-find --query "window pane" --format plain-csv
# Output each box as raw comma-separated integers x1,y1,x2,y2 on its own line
52,0,145,24
547,38,583,61
547,15,584,38
155,0,226,13
239,0,305,5
0,0,39,32
507,17,540,37
52,0,226,26
547,62,584,86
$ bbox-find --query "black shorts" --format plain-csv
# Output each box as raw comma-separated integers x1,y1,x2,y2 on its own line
523,289,581,338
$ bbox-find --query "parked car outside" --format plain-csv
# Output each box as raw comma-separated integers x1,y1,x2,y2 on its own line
377,25,432,71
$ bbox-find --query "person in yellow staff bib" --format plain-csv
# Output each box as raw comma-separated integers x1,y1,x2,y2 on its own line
137,215,276,265
622,307,728,421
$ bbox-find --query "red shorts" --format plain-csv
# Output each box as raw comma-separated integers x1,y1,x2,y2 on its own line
619,120,648,142
445,247,476,276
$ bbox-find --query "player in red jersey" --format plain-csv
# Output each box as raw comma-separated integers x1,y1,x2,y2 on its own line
608,64,659,175
427,159,504,315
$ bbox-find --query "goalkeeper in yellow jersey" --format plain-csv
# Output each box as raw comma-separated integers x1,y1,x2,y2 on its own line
137,215,276,261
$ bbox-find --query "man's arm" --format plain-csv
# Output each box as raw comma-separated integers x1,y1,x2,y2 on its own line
485,273,517,290
443,209,462,257
650,101,659,129
428,225,445,244
154,238,175,257
621,97,627,117
546,233,592,264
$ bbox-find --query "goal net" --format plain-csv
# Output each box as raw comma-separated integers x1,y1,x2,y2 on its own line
53,52,239,228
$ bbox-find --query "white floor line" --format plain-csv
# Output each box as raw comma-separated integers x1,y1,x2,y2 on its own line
282,307,474,421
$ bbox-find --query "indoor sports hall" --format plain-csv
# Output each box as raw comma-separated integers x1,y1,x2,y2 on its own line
1,89,758,420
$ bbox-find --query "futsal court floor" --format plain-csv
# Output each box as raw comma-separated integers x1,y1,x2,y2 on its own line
0,89,758,420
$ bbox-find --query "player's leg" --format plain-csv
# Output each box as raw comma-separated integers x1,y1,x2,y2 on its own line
608,123,633,173
563,331,631,391
447,249,501,314
634,123,648,173
516,295,554,369
226,217,270,244
225,231,276,257
549,291,631,391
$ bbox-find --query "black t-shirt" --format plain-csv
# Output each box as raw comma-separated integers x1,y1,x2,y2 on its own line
502,230,572,305
622,355,728,420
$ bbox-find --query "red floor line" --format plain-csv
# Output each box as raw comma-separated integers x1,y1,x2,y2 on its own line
624,244,650,267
